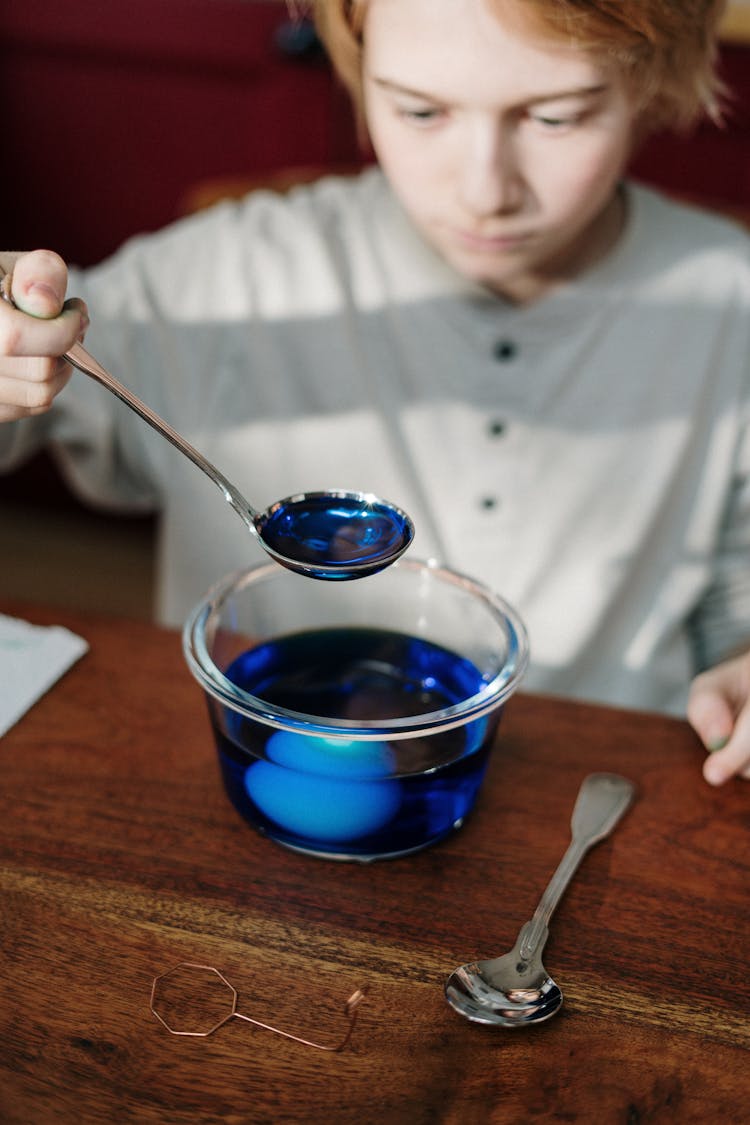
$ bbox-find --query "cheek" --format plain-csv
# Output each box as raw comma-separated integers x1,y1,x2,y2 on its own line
532,136,630,218
365,98,450,203
368,118,422,183
369,132,443,219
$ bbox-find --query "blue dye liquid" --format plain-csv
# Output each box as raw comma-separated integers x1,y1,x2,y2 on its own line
208,628,503,860
257,495,413,579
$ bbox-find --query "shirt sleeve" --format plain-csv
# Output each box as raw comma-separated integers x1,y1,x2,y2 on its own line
0,416,44,472
688,413,750,671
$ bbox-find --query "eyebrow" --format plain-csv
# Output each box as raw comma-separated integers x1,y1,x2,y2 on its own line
370,75,609,106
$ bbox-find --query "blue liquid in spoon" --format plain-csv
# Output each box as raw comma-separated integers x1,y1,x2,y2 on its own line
256,492,414,579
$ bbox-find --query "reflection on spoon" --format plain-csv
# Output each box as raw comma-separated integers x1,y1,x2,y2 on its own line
445,772,636,1028
257,491,414,579
0,266,414,579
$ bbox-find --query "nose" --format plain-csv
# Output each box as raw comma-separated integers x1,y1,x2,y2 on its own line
459,119,524,217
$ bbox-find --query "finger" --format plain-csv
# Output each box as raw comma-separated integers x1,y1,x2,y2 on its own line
0,296,88,359
7,249,69,318
702,704,750,786
0,355,74,419
686,673,736,752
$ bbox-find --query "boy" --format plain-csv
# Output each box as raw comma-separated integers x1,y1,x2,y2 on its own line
0,0,748,783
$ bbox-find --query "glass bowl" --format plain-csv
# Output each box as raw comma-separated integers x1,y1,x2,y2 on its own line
183,557,529,861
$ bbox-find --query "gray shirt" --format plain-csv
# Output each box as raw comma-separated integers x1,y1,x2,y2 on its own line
3,169,749,713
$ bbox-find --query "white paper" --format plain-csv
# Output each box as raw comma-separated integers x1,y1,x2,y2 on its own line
0,614,89,738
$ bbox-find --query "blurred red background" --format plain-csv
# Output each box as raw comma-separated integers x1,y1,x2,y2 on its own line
0,0,747,268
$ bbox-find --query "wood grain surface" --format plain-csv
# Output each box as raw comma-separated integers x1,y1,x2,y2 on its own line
1,601,748,1124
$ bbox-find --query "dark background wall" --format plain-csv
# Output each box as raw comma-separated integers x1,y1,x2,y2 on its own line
0,0,359,266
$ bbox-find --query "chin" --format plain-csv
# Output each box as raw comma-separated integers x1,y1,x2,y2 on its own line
445,249,524,289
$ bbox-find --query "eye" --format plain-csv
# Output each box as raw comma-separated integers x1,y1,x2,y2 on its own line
529,111,580,130
396,104,446,126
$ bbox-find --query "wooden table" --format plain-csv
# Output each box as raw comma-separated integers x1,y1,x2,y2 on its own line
1,602,748,1124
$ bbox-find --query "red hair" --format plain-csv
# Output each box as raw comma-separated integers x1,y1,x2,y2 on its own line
313,0,726,133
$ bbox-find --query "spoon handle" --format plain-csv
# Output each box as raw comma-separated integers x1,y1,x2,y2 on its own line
0,263,258,531
518,773,635,960
64,340,259,528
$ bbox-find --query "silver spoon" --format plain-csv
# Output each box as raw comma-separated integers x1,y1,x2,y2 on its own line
445,771,635,1027
0,270,414,580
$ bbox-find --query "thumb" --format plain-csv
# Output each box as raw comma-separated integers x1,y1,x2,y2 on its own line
8,249,69,319
686,680,734,754
687,654,750,785
701,704,750,786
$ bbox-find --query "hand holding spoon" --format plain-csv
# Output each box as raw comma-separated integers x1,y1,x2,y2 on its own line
0,266,414,579
445,772,635,1027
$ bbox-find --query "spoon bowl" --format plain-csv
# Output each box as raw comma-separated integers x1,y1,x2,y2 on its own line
445,772,635,1028
255,489,414,579
445,923,563,1027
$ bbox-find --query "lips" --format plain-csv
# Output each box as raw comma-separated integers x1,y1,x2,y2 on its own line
452,227,532,251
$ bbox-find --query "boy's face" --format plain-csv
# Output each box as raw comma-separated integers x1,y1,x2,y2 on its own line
361,0,639,303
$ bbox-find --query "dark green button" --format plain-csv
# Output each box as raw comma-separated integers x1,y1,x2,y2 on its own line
493,340,517,361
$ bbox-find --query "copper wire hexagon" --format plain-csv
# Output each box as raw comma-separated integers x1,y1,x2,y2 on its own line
150,962,238,1037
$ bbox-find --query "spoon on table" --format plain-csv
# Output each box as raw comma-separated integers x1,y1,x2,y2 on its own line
0,268,414,579
445,771,636,1027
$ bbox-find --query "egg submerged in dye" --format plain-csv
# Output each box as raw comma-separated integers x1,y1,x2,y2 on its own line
244,729,402,843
